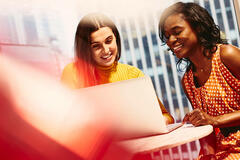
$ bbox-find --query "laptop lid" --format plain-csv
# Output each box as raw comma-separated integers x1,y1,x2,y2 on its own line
76,76,169,139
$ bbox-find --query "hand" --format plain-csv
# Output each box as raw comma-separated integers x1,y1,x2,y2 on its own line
183,109,217,126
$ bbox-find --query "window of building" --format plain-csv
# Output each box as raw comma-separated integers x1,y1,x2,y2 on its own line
23,15,38,44
224,0,231,7
151,33,158,45
214,0,221,9
0,15,18,43
133,38,139,48
142,36,152,68
124,39,130,50
232,39,239,47
216,12,225,32
226,10,235,30
204,0,212,16
137,59,143,69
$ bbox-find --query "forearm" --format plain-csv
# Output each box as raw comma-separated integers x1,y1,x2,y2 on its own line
213,110,240,128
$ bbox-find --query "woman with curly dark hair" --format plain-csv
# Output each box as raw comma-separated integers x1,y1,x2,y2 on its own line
159,2,240,160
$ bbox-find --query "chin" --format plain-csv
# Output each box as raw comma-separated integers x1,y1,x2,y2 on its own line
176,55,184,59
175,51,187,59
103,64,112,67
101,62,114,67
175,53,182,59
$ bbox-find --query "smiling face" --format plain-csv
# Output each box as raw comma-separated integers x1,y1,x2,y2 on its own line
90,27,118,67
164,13,200,59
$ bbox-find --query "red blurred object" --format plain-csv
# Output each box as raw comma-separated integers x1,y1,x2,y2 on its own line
0,54,133,160
0,93,83,160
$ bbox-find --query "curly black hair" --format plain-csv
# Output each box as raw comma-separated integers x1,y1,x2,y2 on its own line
158,2,227,71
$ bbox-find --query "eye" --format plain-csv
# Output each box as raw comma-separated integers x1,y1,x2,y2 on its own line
105,37,113,44
174,29,182,35
175,31,181,35
91,44,101,49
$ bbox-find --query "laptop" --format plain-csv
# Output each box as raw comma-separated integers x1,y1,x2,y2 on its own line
76,76,183,139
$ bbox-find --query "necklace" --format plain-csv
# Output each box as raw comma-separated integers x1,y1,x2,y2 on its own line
192,57,212,73
200,68,205,72
192,65,206,73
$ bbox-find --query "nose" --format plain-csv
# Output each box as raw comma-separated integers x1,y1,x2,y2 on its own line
102,44,110,54
168,35,178,44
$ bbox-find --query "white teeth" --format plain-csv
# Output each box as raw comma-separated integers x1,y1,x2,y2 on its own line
102,55,109,58
173,45,183,50
102,54,111,59
101,52,112,59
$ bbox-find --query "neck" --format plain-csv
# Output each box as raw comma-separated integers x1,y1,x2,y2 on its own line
96,62,117,72
188,46,211,71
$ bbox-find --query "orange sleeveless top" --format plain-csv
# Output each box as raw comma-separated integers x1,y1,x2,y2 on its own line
183,45,240,159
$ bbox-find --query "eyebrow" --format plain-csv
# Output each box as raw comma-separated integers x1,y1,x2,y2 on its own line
91,35,113,44
90,42,99,45
170,26,182,31
105,35,113,40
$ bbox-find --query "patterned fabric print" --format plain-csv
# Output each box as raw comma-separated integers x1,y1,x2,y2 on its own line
183,45,240,159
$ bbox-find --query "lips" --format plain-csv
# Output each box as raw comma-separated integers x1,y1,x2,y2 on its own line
172,44,183,53
101,52,113,61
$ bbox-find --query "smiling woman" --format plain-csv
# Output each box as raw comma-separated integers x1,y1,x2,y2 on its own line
60,13,174,126
162,13,199,59
90,27,118,67
158,2,240,160
61,13,123,88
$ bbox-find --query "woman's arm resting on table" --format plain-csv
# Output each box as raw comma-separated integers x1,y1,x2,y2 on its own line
183,109,240,128
181,75,240,128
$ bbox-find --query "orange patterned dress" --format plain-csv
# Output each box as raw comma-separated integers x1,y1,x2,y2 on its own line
183,45,240,159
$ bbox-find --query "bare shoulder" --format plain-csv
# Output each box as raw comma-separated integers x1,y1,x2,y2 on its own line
219,44,240,63
219,44,240,79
